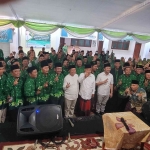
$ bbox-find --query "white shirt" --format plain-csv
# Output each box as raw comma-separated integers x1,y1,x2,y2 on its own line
96,72,113,95
78,73,95,100
63,74,79,100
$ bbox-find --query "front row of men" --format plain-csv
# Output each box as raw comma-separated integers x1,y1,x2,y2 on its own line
0,60,148,123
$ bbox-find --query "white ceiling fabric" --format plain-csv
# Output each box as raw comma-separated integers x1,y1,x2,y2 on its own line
0,0,150,35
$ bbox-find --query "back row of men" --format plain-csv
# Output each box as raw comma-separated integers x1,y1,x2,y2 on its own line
0,47,150,123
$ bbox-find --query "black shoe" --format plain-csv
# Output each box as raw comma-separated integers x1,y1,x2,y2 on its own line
100,112,105,115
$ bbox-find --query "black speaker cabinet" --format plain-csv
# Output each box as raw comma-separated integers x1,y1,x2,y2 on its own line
17,104,63,135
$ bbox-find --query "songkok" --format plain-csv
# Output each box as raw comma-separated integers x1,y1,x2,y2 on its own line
96,58,100,61
22,56,29,61
55,62,62,68
85,64,91,69
47,59,52,63
27,66,37,74
91,61,97,66
39,54,44,57
104,63,111,68
11,64,19,71
136,65,143,69
81,50,84,52
104,60,109,64
0,57,4,61
131,80,139,84
115,59,120,62
11,59,18,65
83,56,87,59
94,53,98,56
0,62,3,67
19,50,24,54
76,58,82,61
63,58,68,62
41,60,48,68
123,62,130,68
68,65,76,70
145,70,150,74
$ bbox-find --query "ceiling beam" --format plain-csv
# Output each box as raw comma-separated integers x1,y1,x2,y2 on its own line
100,0,150,29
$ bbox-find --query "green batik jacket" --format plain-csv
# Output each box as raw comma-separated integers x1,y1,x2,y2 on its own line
87,56,93,63
76,66,85,76
62,66,69,77
139,76,150,101
5,75,24,109
135,73,144,82
24,76,38,105
0,74,7,109
124,87,147,109
116,74,137,98
49,73,64,98
36,71,51,103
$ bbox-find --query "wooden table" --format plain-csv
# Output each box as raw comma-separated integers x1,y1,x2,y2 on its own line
102,112,150,149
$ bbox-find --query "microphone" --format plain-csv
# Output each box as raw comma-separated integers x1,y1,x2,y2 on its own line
68,118,74,127
120,117,129,131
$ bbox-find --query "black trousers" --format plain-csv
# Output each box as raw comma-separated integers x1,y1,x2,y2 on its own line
117,96,129,112
8,109,18,122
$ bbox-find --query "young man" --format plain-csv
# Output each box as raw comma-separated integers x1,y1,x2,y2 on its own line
49,63,64,108
96,63,113,115
76,58,84,76
63,65,79,118
6,65,24,122
62,58,69,77
124,80,147,113
47,59,54,74
24,66,38,105
36,60,51,104
116,62,136,112
0,62,7,123
78,64,95,116
134,65,144,82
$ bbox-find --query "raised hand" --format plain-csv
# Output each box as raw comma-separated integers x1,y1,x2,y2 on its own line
85,72,90,78
43,81,48,88
144,79,149,87
103,78,108,84
54,75,59,82
66,82,70,88
13,78,19,85
118,79,122,86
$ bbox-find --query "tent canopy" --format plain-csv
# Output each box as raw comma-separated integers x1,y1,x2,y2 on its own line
0,0,150,35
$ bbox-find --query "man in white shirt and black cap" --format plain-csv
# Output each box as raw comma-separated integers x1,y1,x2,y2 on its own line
63,65,79,118
96,63,113,115
78,64,95,116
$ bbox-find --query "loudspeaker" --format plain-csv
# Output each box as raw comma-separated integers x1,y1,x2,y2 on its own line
17,104,63,135
142,101,150,122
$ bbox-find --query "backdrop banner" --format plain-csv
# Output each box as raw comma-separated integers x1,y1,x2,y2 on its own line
26,31,50,48
0,28,13,43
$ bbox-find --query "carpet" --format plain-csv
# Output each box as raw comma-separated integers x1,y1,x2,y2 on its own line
0,134,104,150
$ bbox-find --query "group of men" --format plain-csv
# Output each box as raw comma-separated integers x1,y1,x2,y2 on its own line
0,46,149,123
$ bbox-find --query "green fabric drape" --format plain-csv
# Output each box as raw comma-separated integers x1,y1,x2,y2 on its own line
133,34,150,41
102,30,127,37
25,22,58,32
65,26,95,34
0,20,12,26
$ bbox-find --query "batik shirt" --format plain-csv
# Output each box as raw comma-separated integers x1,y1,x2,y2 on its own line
5,75,24,110
135,73,144,82
49,73,64,98
87,56,93,63
0,74,7,109
76,66,85,76
117,74,136,98
24,76,38,105
124,87,147,108
62,66,69,77
36,71,51,103
139,76,150,101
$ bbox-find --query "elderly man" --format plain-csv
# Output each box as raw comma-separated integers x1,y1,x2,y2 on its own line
78,64,95,116
124,80,147,113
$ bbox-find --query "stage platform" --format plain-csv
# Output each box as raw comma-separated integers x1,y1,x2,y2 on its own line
0,113,149,142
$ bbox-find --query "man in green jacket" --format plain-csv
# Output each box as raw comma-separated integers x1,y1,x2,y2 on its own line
0,62,7,123
49,63,64,109
24,66,39,105
5,64,24,122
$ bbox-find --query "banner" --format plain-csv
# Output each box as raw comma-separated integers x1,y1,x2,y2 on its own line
26,31,50,48
0,29,13,43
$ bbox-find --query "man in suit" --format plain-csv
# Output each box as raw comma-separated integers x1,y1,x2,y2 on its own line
106,59,123,112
